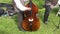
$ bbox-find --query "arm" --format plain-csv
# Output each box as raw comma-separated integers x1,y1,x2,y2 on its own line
14,0,31,11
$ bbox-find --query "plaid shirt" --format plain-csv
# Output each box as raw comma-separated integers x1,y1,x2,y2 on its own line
58,0,60,5
19,0,29,5
45,0,58,6
13,0,29,11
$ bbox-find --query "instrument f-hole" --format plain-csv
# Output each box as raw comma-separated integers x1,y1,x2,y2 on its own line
28,18,34,22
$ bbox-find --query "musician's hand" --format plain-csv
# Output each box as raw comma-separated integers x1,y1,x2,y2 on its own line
26,7,31,11
20,7,31,11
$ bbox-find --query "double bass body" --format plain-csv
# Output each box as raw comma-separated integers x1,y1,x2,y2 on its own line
21,0,40,31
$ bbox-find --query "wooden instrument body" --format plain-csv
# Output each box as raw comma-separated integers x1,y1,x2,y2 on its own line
22,1,40,31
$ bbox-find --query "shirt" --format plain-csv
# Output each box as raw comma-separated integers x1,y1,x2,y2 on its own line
14,0,29,11
58,0,60,5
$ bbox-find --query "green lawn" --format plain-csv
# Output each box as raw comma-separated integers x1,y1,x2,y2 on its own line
0,0,60,34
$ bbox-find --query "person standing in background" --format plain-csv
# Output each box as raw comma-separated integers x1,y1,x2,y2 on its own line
43,0,58,24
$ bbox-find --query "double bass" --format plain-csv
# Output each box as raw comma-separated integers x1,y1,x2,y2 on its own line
22,0,40,31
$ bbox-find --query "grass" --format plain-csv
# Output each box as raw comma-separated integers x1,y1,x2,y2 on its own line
0,0,60,34
0,8,60,34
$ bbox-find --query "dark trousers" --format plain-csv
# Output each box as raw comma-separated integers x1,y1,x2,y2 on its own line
13,7,25,31
43,5,51,23
18,11,26,31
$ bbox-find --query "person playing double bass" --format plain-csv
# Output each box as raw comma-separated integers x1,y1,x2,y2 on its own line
12,0,31,31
